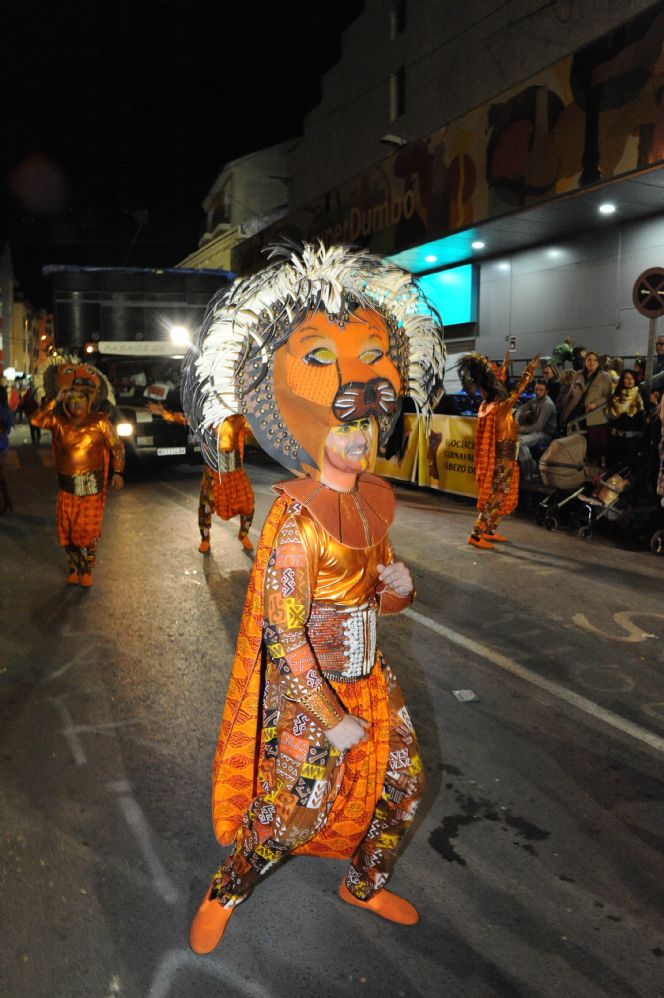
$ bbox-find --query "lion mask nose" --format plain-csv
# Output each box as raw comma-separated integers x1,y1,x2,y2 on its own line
331,378,398,423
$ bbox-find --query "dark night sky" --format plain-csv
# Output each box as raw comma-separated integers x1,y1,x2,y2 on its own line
0,0,361,307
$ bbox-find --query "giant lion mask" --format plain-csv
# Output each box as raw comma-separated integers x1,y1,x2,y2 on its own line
182,242,446,477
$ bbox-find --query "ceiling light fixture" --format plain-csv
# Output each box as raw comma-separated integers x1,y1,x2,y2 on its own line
471,240,485,250
599,202,616,215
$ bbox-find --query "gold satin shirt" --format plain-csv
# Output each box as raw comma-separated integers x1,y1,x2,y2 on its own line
297,511,391,606
32,404,125,475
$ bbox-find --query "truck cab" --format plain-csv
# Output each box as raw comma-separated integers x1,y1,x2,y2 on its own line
43,264,234,464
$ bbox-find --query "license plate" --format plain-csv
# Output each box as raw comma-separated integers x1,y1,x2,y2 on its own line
157,447,186,456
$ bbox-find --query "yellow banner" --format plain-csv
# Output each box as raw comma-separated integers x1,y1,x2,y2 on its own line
427,415,478,498
375,414,478,499
374,414,419,482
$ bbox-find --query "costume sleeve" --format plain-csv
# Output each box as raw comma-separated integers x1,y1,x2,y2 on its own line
30,399,57,429
378,538,415,616
507,361,537,406
263,513,346,731
99,418,126,474
162,410,188,426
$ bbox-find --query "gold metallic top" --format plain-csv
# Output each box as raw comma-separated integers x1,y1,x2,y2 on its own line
32,403,125,475
296,508,391,606
216,414,247,453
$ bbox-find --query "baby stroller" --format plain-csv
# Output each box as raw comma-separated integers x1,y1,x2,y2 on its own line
536,432,664,551
536,434,589,532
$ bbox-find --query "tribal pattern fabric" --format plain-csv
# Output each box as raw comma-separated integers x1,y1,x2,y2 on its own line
198,465,255,541
472,458,515,535
210,657,422,908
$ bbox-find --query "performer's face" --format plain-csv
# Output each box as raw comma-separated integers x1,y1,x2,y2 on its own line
323,417,376,476
63,390,91,418
272,307,400,476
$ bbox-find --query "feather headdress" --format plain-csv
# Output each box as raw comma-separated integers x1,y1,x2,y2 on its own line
458,352,508,401
182,240,446,473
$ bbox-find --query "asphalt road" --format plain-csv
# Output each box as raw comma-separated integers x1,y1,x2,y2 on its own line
1,425,663,998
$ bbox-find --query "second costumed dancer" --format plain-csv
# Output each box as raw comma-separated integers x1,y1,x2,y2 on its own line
459,352,539,549
145,402,254,553
31,356,125,586
183,242,446,954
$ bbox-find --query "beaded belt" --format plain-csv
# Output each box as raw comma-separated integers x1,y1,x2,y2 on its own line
58,470,105,496
218,449,241,473
307,600,378,683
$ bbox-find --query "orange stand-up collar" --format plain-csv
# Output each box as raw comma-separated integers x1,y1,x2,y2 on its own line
273,472,395,549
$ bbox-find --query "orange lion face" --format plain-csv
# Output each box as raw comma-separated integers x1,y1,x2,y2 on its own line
268,308,401,476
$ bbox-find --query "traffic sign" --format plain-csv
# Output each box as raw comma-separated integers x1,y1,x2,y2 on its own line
632,267,664,318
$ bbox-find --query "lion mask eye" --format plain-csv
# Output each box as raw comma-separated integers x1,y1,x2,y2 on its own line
303,346,336,366
359,347,384,365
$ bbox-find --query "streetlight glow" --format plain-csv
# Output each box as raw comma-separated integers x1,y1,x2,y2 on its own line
170,325,191,346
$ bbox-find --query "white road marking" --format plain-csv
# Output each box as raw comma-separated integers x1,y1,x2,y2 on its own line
403,607,664,754
572,610,661,643
107,780,179,905
48,695,87,765
41,648,91,683
146,948,274,998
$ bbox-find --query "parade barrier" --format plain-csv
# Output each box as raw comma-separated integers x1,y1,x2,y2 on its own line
375,414,478,499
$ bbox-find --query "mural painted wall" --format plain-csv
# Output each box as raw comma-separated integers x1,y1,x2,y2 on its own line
233,5,664,274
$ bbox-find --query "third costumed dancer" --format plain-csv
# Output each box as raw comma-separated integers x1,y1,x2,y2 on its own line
183,242,445,954
145,402,254,553
459,352,539,550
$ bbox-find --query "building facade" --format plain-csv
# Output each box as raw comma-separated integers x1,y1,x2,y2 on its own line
182,1,664,372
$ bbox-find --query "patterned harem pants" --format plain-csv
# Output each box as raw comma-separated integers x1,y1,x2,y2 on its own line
198,466,254,541
210,658,425,908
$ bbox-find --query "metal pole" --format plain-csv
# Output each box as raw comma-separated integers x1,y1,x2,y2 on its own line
645,315,657,395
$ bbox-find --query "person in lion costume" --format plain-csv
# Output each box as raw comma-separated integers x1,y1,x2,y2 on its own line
31,355,124,586
182,242,445,953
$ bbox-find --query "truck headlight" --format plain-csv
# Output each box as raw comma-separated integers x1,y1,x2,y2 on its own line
117,422,134,437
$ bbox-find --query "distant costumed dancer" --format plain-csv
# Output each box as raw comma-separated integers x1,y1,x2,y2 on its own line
145,403,254,552
459,352,539,550
183,242,445,954
31,356,124,586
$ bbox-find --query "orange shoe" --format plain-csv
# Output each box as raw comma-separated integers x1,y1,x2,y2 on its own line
468,534,494,550
79,573,93,588
66,571,79,585
240,535,253,551
189,888,234,954
338,881,419,925
483,532,508,543
198,538,210,554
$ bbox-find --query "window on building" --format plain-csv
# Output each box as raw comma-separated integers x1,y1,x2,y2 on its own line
389,65,406,121
389,1,407,40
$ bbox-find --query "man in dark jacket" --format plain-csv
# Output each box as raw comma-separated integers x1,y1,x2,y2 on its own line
517,380,557,479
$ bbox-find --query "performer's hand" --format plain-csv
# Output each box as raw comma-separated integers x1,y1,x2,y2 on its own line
111,473,124,490
326,714,369,752
145,401,165,416
377,561,413,597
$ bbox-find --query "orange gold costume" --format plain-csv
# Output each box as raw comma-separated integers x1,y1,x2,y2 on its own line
161,409,254,549
31,359,124,585
182,242,445,951
459,353,537,546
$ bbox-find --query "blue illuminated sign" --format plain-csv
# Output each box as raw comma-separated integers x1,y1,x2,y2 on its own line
416,265,477,326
